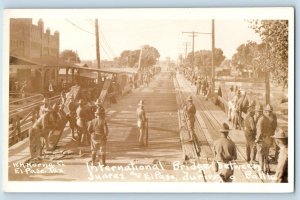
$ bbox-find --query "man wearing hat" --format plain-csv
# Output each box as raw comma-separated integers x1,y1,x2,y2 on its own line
196,76,202,95
184,96,196,135
201,77,208,95
58,103,66,121
213,123,237,182
243,102,257,163
88,108,109,166
95,98,105,110
76,99,88,155
136,100,147,147
39,98,50,117
272,127,288,183
264,104,278,161
67,95,77,141
60,91,67,105
254,103,272,173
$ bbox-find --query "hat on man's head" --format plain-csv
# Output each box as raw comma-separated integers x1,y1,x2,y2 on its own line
44,107,51,113
248,100,256,108
95,108,105,115
95,98,103,105
42,98,49,103
78,99,83,104
59,103,64,109
187,96,193,102
219,123,230,133
138,100,144,106
264,104,273,112
52,103,59,110
271,127,287,139
255,103,263,112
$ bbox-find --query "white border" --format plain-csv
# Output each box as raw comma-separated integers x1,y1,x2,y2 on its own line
2,8,295,193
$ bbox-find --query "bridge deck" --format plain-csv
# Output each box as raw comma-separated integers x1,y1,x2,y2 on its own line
8,71,284,183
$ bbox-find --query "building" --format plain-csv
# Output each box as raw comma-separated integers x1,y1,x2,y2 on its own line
9,18,67,94
10,18,59,58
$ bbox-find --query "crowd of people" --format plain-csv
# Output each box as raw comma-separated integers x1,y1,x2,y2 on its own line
181,75,287,183
29,69,158,167
32,94,110,166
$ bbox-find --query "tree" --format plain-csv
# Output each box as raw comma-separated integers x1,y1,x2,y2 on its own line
60,50,81,63
249,20,288,88
249,20,288,104
140,45,160,69
185,48,225,76
231,41,266,78
116,45,160,70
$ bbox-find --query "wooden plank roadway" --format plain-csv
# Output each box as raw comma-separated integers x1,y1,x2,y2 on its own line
8,72,190,182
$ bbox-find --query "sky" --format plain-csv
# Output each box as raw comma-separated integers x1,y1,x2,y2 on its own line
32,18,262,61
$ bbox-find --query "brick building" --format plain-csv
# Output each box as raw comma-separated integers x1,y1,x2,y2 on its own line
10,18,59,58
9,19,67,94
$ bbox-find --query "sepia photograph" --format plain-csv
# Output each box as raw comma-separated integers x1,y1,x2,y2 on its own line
2,8,294,192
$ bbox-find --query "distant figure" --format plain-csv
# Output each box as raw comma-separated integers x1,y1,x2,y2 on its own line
196,76,201,95
201,78,208,95
67,96,77,140
231,90,241,129
272,127,288,183
60,91,67,105
20,81,27,99
136,100,147,147
76,99,88,155
243,102,257,163
88,108,109,166
184,96,196,136
213,123,237,182
48,81,54,97
236,91,246,129
254,104,272,173
39,98,50,117
227,86,236,121
264,104,278,161
58,103,66,120
95,98,105,111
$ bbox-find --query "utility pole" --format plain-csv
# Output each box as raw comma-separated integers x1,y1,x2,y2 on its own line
211,19,215,94
182,31,199,70
183,31,210,70
138,47,143,71
185,42,188,58
95,19,101,69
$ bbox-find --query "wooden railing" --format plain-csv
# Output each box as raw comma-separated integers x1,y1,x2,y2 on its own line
9,95,61,147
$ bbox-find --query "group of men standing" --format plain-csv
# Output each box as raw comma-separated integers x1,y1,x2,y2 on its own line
243,102,284,174
36,91,150,167
183,93,288,183
196,76,209,96
35,94,110,166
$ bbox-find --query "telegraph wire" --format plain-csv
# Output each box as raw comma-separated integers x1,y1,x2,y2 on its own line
64,19,95,35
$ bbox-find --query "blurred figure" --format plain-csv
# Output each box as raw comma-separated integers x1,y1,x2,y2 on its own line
243,103,257,163
196,76,201,95
76,99,88,156
136,100,147,147
264,104,278,162
272,127,288,183
39,98,50,117
184,96,196,137
213,123,237,182
254,104,272,173
88,108,109,166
